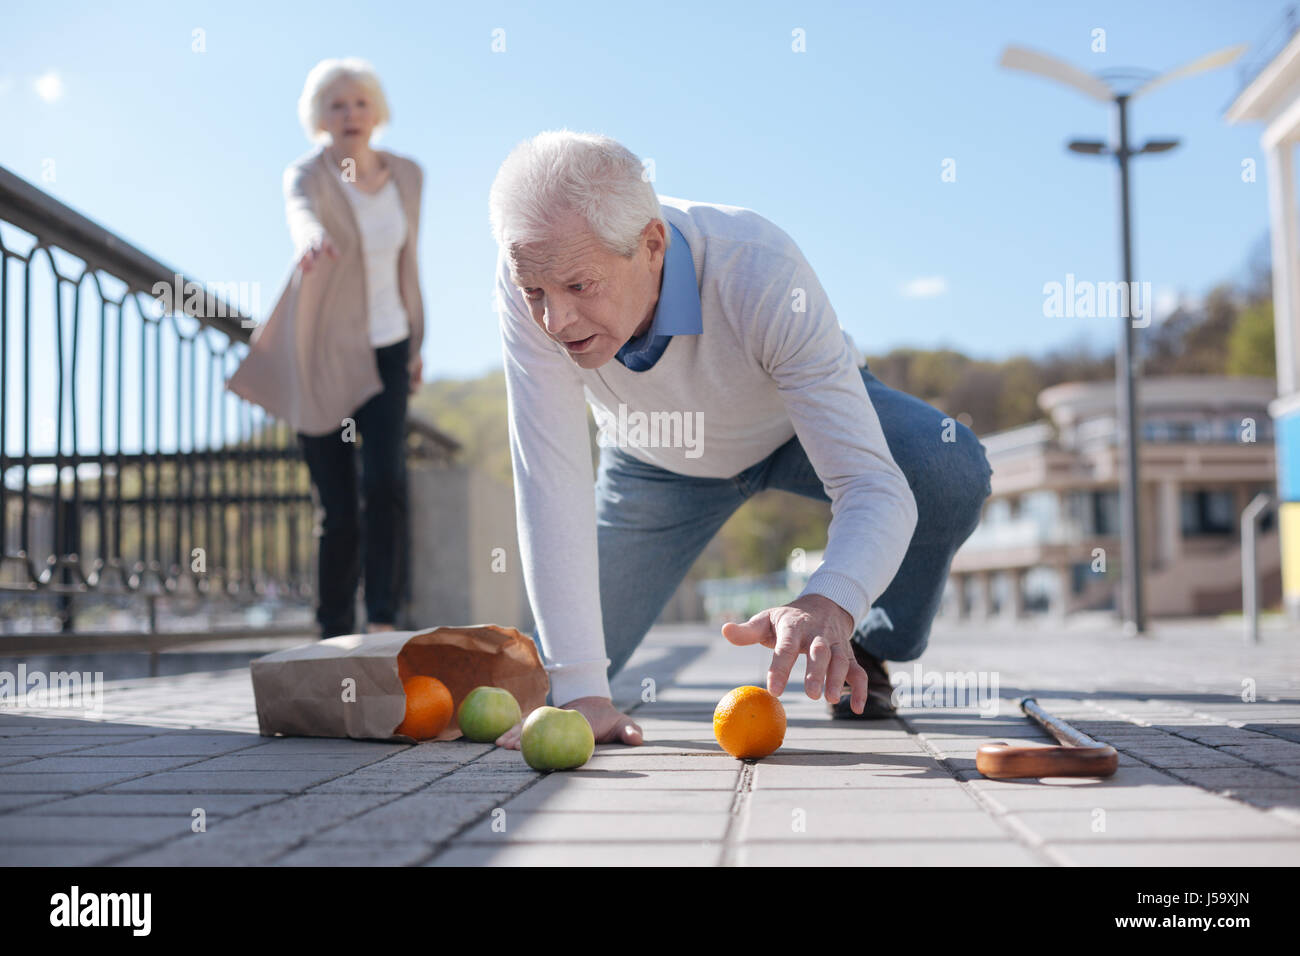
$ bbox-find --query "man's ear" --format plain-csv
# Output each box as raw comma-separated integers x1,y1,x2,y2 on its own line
641,219,667,267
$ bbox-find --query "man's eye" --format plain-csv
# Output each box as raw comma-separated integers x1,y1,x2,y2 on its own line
569,283,586,293
523,288,543,300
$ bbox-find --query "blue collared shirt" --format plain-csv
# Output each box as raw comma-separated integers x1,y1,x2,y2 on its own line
614,223,702,371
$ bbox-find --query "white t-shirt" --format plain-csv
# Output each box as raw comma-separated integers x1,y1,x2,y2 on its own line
343,177,410,348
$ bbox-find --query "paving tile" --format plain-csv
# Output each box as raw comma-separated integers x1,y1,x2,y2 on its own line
742,806,1005,841
12,756,204,773
500,786,735,813
76,735,262,756
107,833,299,866
2,843,126,866
1218,743,1300,762
312,791,503,843
0,735,153,751
1167,768,1299,790
428,842,721,866
0,813,195,844
1220,788,1300,809
1122,750,1254,769
494,769,739,791
26,722,166,735
747,787,980,813
455,809,730,843
0,792,67,813
754,763,957,789
107,770,343,793
580,754,740,772
736,840,1043,866
1007,807,1300,841
0,771,145,793
420,769,540,793
272,840,435,866
1049,840,1300,866
180,754,387,772
964,767,1179,789
238,738,413,756
17,793,281,817
980,785,1244,812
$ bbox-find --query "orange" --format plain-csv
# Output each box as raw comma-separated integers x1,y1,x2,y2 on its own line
713,685,786,759
395,675,454,740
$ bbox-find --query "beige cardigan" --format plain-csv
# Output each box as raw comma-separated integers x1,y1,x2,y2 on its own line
226,146,425,436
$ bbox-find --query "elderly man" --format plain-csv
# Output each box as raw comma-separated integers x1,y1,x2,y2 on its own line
489,130,992,748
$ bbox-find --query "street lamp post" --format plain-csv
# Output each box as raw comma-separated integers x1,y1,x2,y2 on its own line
999,44,1244,635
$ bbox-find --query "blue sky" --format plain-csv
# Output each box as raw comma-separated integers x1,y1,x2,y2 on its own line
1,0,1291,387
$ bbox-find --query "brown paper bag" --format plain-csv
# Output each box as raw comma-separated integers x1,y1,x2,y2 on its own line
250,624,550,742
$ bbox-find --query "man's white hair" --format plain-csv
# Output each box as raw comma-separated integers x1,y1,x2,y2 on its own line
488,129,669,258
297,57,391,144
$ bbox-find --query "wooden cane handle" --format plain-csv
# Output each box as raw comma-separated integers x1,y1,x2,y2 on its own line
974,698,1118,778
975,742,1118,779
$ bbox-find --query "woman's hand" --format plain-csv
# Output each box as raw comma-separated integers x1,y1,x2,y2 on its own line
408,353,423,394
297,234,338,274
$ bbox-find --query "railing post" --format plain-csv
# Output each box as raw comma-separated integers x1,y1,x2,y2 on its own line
1242,491,1275,644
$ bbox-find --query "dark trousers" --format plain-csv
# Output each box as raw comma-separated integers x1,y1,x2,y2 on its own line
298,337,410,637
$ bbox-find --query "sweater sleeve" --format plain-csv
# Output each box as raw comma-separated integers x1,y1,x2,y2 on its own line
495,252,612,704
283,161,326,260
734,243,918,628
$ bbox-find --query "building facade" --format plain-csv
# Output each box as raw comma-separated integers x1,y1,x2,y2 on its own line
946,377,1279,621
1226,18,1300,619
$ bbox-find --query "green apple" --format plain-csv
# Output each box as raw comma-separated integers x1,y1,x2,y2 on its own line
457,686,522,742
520,706,595,771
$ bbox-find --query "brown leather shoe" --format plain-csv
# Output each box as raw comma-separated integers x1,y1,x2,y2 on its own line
829,640,897,719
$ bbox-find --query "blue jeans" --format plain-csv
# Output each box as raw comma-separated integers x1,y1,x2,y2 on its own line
535,364,993,694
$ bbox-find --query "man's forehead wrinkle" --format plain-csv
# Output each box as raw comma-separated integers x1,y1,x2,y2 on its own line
509,235,606,285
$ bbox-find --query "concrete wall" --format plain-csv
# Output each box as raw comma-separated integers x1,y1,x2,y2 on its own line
402,463,533,634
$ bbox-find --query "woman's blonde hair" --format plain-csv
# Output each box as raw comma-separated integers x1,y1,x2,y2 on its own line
297,58,391,143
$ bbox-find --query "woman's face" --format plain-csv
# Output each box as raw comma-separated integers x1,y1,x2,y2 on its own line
320,76,378,148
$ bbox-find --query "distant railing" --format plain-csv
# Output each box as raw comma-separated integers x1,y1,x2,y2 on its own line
0,164,458,642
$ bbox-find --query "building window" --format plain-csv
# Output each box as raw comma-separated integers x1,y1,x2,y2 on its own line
1180,489,1235,536
1092,490,1119,536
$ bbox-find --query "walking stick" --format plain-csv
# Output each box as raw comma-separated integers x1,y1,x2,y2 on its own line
975,697,1118,779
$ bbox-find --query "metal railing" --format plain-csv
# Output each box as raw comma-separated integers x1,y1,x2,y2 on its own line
0,164,459,646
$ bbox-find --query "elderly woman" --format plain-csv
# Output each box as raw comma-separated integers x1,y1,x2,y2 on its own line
488,131,992,749
228,58,425,637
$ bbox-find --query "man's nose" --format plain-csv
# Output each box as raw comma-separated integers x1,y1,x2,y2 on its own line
543,299,576,337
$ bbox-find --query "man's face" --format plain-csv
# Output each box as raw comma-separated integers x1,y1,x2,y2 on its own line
508,212,666,369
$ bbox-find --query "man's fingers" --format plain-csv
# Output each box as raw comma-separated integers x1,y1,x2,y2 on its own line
766,626,801,698
495,720,523,750
845,657,869,715
823,642,852,705
615,720,643,746
721,611,774,648
803,635,833,700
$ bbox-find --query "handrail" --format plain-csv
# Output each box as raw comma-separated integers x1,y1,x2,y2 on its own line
0,165,252,342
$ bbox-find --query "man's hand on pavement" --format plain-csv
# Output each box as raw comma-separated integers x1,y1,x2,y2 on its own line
495,695,643,750
720,594,869,715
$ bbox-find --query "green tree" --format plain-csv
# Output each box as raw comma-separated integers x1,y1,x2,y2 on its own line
1227,300,1276,378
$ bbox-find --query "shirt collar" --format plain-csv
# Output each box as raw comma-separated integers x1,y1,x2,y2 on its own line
631,222,703,343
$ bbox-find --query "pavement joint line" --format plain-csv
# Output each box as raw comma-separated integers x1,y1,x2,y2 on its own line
93,740,435,865
1071,700,1300,824
717,761,752,867
899,708,1067,867
411,750,558,866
